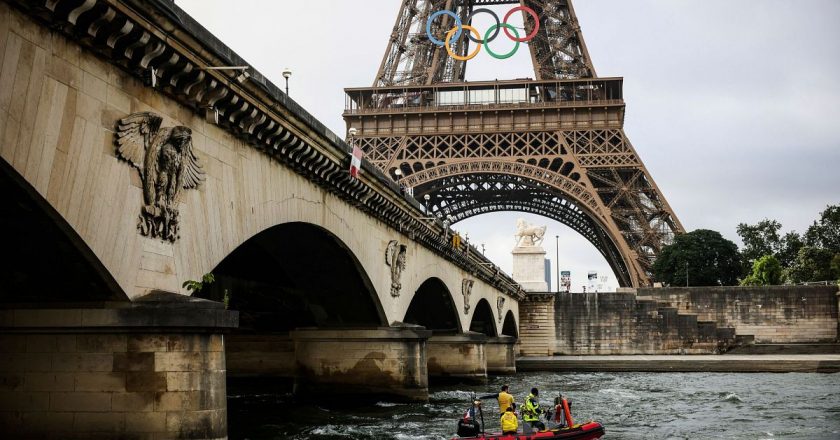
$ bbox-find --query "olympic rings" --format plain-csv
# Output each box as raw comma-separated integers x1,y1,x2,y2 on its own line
503,6,540,42
484,23,519,60
426,6,539,60
427,10,462,47
445,25,482,61
465,8,499,44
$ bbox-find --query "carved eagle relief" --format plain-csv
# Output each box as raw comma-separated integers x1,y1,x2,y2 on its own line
115,112,204,242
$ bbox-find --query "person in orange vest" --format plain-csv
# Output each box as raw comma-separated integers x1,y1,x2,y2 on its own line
500,403,519,435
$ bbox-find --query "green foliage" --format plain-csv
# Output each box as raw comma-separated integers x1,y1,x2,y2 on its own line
182,273,216,294
736,219,782,266
831,254,840,282
804,205,840,252
653,229,742,286
777,232,804,269
785,247,835,283
740,255,782,286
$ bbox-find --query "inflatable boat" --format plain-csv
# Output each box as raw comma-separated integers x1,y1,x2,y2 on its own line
454,421,605,439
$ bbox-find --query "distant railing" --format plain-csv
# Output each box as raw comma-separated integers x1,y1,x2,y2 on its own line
343,98,624,115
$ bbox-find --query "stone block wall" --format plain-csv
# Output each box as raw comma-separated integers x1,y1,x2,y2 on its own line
0,331,227,439
291,327,431,402
552,292,689,355
518,295,556,356
517,286,839,356
639,285,839,343
225,334,294,379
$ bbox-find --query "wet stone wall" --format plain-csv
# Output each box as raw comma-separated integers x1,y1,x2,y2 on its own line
522,286,839,355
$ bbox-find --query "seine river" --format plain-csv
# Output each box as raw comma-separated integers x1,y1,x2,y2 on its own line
228,372,840,439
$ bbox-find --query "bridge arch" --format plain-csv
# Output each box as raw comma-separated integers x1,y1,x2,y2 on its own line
502,310,518,338
412,169,636,287
196,221,386,331
469,298,498,337
403,277,461,333
0,158,127,303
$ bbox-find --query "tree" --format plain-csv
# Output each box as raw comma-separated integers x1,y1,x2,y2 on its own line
736,219,781,267
777,232,804,268
786,247,835,283
740,255,782,286
805,205,840,252
832,254,840,281
653,229,742,286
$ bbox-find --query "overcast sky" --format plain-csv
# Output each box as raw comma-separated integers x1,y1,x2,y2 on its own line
176,0,840,291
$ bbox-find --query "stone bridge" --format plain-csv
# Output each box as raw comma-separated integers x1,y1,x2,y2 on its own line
0,0,522,437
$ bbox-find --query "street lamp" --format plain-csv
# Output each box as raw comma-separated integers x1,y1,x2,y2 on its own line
282,67,292,95
423,194,431,213
555,235,560,293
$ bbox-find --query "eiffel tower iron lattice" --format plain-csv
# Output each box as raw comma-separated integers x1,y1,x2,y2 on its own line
344,0,684,287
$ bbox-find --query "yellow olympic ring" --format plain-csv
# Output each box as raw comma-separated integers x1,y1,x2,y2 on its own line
445,25,482,61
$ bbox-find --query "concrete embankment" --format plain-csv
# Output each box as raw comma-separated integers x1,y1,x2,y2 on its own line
517,355,840,373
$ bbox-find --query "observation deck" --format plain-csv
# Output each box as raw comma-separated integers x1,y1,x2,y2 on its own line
344,77,626,136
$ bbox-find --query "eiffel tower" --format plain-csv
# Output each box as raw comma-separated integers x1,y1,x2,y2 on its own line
343,0,684,287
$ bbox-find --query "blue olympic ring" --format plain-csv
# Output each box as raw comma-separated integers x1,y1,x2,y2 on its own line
426,10,462,47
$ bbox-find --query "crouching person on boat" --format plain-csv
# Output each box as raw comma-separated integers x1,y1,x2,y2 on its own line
500,403,518,435
522,387,546,432
456,400,482,437
550,394,575,429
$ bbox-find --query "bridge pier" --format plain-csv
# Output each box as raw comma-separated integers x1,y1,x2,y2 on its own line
291,327,431,402
0,295,237,439
486,336,518,375
427,332,488,384
226,333,295,380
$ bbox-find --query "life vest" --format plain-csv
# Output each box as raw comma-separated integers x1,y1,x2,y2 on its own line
501,411,518,432
522,393,542,422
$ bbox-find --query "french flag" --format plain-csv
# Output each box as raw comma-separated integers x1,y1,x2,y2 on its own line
349,145,363,178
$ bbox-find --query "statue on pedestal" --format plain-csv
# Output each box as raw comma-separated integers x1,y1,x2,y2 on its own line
514,218,547,247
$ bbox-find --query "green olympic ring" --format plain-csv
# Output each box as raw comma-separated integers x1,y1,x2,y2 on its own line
484,23,520,60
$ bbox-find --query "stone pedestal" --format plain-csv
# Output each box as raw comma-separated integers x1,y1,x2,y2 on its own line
512,245,549,292
291,326,431,402
427,332,488,384
486,336,517,375
0,295,238,439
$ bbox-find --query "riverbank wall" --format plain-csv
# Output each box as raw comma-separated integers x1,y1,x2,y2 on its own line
519,285,839,356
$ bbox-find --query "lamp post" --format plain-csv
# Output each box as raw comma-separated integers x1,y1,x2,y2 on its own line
423,194,430,213
282,67,292,95
555,235,560,293
685,261,689,287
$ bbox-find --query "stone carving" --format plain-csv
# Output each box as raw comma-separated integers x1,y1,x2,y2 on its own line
515,218,547,247
115,112,204,242
496,296,506,323
385,240,407,297
462,279,474,315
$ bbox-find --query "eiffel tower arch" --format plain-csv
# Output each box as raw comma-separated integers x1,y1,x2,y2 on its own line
344,0,684,287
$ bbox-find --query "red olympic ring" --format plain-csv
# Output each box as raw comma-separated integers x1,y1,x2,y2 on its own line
503,6,540,43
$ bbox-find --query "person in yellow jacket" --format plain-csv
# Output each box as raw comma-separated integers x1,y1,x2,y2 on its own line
500,403,518,435
522,387,546,432
480,384,515,416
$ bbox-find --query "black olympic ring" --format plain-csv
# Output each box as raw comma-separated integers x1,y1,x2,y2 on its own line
465,8,500,44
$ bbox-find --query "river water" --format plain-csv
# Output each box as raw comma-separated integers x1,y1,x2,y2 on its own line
228,372,840,439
